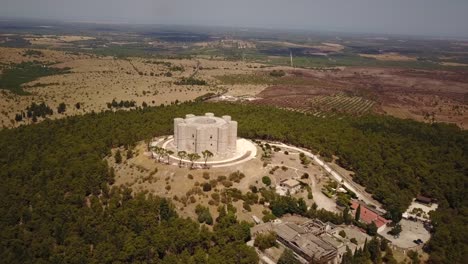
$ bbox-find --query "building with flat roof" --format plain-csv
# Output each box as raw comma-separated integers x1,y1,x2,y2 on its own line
252,216,372,264
277,179,302,196
252,218,338,263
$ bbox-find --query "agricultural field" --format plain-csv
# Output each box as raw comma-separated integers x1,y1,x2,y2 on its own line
0,21,467,129
306,94,375,117
0,46,265,128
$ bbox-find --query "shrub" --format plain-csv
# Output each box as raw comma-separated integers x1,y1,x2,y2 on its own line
339,230,346,238
262,210,276,222
202,182,212,192
249,185,258,193
217,175,227,182
262,176,271,186
222,180,233,188
211,193,220,202
114,150,122,164
243,201,251,212
174,77,207,86
189,196,196,203
269,70,285,77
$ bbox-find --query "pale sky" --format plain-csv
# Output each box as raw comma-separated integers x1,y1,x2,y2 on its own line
1,0,468,37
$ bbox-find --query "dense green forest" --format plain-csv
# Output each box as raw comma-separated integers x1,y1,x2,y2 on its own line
0,102,466,263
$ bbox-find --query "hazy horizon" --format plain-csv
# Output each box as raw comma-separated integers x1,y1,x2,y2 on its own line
1,0,468,38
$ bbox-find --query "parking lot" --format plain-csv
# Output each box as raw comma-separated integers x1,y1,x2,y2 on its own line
379,219,431,249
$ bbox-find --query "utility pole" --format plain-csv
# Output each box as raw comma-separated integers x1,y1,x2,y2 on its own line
290,49,294,68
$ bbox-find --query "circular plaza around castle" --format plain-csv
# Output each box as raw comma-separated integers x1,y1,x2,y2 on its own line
150,113,257,168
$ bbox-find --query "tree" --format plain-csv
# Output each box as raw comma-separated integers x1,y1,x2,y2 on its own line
150,146,159,160
155,147,166,163
165,150,174,164
57,102,66,114
388,224,402,236
262,176,271,186
355,204,361,222
75,102,81,109
254,232,277,251
367,222,378,236
126,149,133,159
114,150,122,164
195,204,213,225
383,247,398,264
368,237,382,264
202,150,213,167
380,238,389,252
278,249,301,264
187,153,201,169
202,183,211,192
177,151,187,167
407,250,420,264
15,113,23,122
341,246,353,264
343,206,352,224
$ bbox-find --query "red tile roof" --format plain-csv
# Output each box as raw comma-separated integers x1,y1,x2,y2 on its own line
351,201,389,228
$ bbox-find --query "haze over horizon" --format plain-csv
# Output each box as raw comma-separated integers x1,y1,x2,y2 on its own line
1,0,468,38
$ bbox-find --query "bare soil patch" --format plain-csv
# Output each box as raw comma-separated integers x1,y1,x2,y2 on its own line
359,52,416,61
251,67,468,128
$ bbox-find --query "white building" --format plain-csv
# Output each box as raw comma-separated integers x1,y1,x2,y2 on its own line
276,179,302,196
174,113,237,155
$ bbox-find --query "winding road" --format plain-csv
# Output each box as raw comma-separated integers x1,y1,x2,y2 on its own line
266,141,385,213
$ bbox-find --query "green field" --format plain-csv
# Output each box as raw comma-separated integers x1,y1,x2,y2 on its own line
0,62,70,95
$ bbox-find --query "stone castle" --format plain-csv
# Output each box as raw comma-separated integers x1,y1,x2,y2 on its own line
173,113,237,155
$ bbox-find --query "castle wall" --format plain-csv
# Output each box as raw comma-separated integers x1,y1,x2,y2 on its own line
174,118,184,143
228,121,238,152
174,113,237,155
217,125,229,154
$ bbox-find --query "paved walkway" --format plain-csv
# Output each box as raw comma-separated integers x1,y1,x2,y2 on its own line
154,137,257,168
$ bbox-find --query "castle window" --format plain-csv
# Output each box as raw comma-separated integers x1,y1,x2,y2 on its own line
192,134,194,138
210,135,213,139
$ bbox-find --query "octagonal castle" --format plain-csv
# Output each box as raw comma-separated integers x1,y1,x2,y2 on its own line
174,113,237,156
